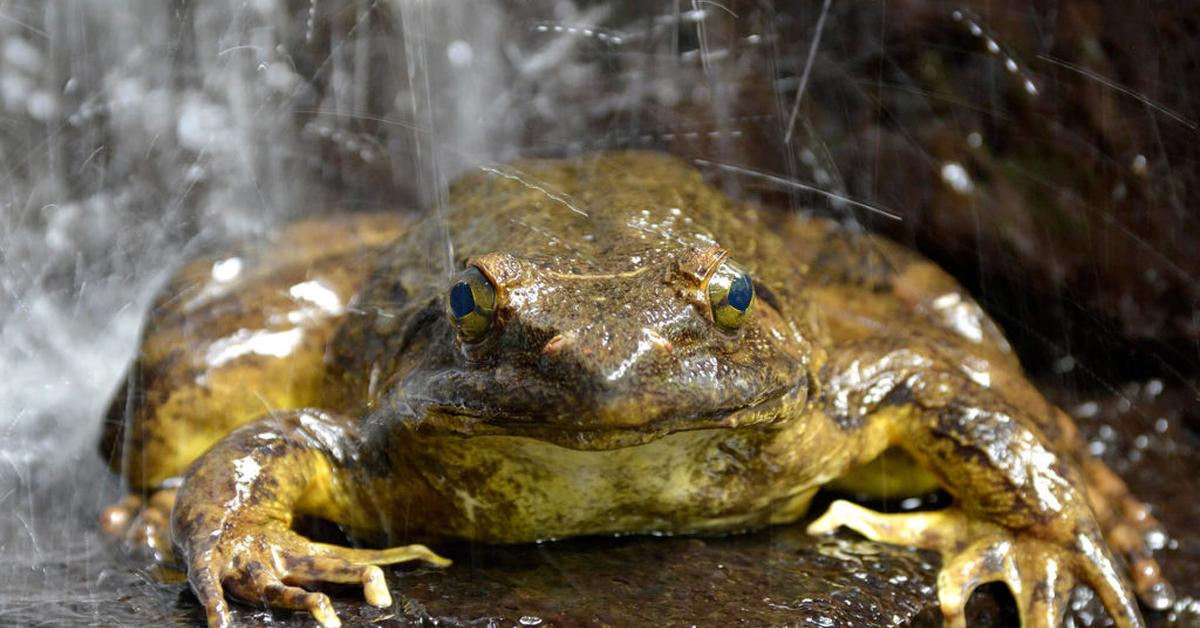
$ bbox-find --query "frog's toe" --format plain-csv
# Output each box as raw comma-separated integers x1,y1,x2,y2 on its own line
278,541,452,608
189,557,232,628
100,489,178,563
99,494,142,537
227,561,341,627
936,535,1074,628
807,499,963,548
1107,519,1175,610
1081,457,1175,610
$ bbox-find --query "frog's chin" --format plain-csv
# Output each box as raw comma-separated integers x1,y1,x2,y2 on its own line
415,382,807,451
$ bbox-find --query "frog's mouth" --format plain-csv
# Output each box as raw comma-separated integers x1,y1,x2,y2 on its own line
413,380,807,450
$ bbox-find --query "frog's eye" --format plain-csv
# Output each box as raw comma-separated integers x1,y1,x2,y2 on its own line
706,260,755,331
447,266,497,342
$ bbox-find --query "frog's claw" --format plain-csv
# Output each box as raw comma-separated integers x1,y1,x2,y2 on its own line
185,520,449,628
808,500,1144,628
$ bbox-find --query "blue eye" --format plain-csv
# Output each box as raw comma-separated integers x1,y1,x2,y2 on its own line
446,267,497,342
727,273,753,312
450,281,476,318
707,260,755,331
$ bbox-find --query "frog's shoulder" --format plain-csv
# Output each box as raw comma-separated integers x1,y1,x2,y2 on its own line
101,213,407,488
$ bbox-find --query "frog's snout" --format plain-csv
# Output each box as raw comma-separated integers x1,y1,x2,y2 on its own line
537,326,676,388
541,328,672,359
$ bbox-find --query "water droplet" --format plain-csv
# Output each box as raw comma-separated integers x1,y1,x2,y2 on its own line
1132,153,1148,175
27,91,59,121
446,40,473,66
940,162,973,194
212,258,243,283
1054,355,1076,374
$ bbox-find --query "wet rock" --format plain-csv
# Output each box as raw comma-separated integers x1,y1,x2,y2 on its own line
337,531,944,627
1046,381,1200,628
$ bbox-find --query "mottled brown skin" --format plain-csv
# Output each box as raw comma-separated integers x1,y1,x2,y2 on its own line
101,152,1171,627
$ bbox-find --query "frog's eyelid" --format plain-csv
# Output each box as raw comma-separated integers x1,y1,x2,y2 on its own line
699,252,731,286
461,261,507,309
678,245,728,285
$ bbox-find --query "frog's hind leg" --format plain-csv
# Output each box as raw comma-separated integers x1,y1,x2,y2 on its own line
1078,452,1175,610
809,340,1154,628
809,502,1099,628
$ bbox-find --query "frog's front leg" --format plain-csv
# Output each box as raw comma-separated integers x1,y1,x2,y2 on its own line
807,343,1167,628
172,409,450,628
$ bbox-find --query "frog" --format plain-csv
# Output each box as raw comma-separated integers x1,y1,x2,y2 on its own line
99,151,1173,628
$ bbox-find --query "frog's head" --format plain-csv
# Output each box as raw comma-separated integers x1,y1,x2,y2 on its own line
396,241,814,450
364,152,818,449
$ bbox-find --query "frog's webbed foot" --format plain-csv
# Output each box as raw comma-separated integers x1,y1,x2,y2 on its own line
100,487,178,563
1079,455,1175,610
184,520,449,628
809,501,1144,628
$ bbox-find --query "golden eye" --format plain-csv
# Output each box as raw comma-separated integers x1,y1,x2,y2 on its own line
707,260,755,331
447,266,497,342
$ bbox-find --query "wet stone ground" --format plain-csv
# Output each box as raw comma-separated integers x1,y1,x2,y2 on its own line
5,379,1197,627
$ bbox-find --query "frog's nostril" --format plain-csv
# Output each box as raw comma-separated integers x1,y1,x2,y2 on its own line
644,328,672,354
542,333,570,356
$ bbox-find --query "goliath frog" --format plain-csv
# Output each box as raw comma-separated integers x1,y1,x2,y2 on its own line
100,152,1172,627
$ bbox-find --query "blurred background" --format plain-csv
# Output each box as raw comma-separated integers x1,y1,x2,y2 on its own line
1,1,1197,625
